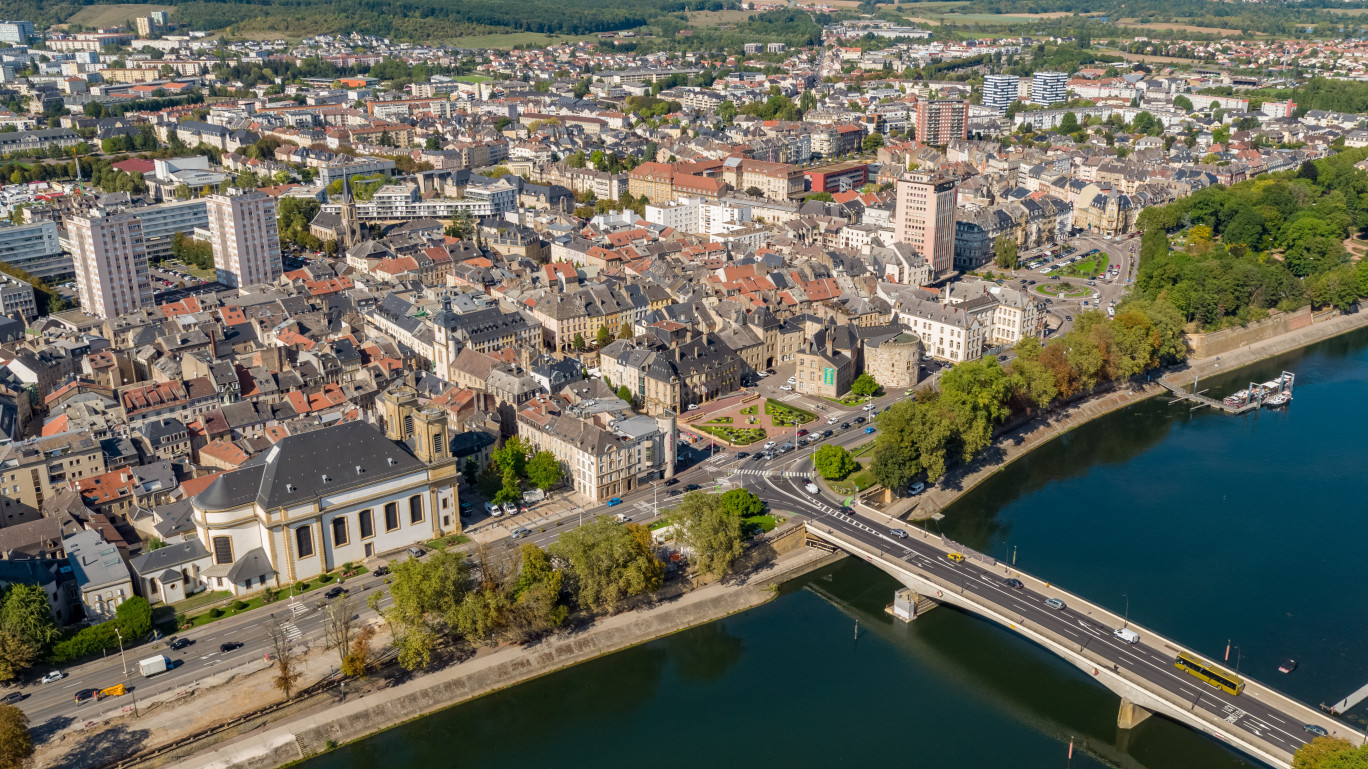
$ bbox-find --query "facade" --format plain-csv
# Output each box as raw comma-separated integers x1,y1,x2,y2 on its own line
68,210,153,320
191,408,459,596
1031,72,1068,106
886,289,988,363
982,74,1017,115
517,399,676,502
0,432,107,525
794,329,854,399
135,199,209,263
915,99,968,145
0,21,34,44
863,331,921,389
0,220,71,281
207,192,283,288
0,274,36,321
64,529,135,622
894,171,958,276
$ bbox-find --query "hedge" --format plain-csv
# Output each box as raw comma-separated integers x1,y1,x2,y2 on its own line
49,597,153,664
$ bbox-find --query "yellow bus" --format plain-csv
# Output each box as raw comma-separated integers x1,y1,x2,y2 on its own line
1175,652,1245,695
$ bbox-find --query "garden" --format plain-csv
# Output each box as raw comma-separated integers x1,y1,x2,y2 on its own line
694,424,768,445
1054,253,1109,279
1037,282,1092,298
180,562,370,629
764,399,816,427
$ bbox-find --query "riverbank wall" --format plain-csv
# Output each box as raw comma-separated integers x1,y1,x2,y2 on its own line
168,545,843,769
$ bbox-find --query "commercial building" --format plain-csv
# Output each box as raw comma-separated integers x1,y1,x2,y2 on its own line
1031,72,1068,106
207,192,282,288
0,21,34,45
0,220,71,281
68,210,153,319
915,99,968,145
982,74,1018,115
133,199,209,263
894,171,958,276
805,162,869,194
517,397,676,502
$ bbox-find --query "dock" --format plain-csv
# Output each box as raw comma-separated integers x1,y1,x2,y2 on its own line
1325,680,1368,716
1160,370,1296,415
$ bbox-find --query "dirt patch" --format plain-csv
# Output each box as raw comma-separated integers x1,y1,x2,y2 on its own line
684,9,757,27
68,4,173,27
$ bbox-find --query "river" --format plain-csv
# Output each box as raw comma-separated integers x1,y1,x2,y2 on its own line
303,328,1368,769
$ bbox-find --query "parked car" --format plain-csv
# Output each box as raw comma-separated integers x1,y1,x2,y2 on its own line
606,497,623,507
779,385,793,391
408,546,425,559
907,481,925,496
686,404,700,411
219,642,243,653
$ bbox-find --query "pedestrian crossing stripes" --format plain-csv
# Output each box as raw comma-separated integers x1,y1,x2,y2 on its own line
288,602,309,617
729,468,813,478
281,622,302,641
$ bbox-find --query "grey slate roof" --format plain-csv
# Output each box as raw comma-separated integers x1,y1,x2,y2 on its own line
129,537,210,576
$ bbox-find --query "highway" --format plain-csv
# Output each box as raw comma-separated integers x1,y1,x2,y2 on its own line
746,473,1352,764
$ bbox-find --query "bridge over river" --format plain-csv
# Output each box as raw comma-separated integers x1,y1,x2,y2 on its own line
747,475,1362,769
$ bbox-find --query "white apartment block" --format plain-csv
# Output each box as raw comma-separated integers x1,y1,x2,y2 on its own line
207,192,282,288
982,74,1017,115
645,197,755,238
0,220,71,281
68,211,152,319
882,286,988,363
1031,72,1068,106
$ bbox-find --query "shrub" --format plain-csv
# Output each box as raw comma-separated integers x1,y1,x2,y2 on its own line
208,607,223,618
318,573,334,583
231,600,248,612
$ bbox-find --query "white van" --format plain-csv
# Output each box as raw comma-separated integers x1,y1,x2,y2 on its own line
1113,628,1140,644
484,501,502,517
804,481,820,494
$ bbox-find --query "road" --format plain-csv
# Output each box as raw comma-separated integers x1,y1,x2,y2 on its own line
1003,233,1140,337
745,474,1347,761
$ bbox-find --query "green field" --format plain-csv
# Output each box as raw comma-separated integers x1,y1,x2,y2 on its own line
450,31,595,49
1055,254,1109,279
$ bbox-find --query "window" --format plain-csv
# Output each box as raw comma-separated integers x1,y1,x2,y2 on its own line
296,525,314,558
384,502,399,532
409,495,424,525
212,536,233,565
330,516,349,546
359,508,374,539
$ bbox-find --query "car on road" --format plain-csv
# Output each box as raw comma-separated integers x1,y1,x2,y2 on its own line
1305,724,1330,737
169,637,194,651
686,404,699,410
324,586,347,600
668,489,682,497
1,692,23,705
822,429,834,438
1065,315,1073,321
1044,597,1066,611
804,481,820,494
864,426,876,434
606,497,623,507
39,671,65,684
74,688,100,705
736,452,748,460
840,422,851,430
685,483,701,491
861,403,875,411
853,416,866,424
511,527,531,538
1113,628,1141,644
946,553,965,563
220,642,243,653
796,429,808,437
889,528,908,539
663,477,679,486
763,441,777,450
779,385,792,391
613,514,630,524
907,481,925,496
1004,578,1024,590
373,565,390,578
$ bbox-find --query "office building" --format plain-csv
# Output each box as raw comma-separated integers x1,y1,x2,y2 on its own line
0,21,34,45
68,211,152,319
915,99,968,145
0,220,72,281
894,171,958,276
982,74,1018,115
207,192,282,288
1031,72,1068,106
0,275,36,321
135,198,209,262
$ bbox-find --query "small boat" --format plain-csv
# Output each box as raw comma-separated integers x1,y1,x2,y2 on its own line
1279,659,1298,674
1264,392,1292,408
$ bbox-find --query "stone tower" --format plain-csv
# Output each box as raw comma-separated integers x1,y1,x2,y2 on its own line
411,406,450,465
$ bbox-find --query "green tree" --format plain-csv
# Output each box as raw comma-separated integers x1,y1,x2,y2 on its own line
717,100,737,125
385,550,472,670
850,372,880,398
1293,736,1368,769
0,704,32,769
494,466,522,505
813,444,857,481
1058,111,1079,133
508,544,568,638
619,321,632,339
573,332,585,351
993,236,1019,269
492,435,529,477
0,584,58,649
669,492,745,578
572,78,590,99
616,384,633,402
526,450,563,493
550,518,663,612
114,596,152,641
595,325,611,347
861,133,884,152
0,631,36,682
719,488,764,519
425,136,440,150
1172,95,1193,112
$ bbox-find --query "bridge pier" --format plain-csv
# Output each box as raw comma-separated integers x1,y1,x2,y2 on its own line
1117,698,1153,730
887,587,939,622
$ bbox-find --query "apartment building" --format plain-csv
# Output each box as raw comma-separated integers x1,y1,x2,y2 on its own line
1031,72,1068,106
0,220,71,281
0,274,36,321
134,199,209,263
894,171,958,276
517,396,676,502
982,74,1018,115
722,158,805,201
627,162,676,204
599,333,748,414
0,432,107,525
207,192,283,288
915,99,968,145
68,210,153,319
884,288,988,363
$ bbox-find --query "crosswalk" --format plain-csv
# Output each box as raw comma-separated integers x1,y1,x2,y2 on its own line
730,468,813,479
281,621,302,641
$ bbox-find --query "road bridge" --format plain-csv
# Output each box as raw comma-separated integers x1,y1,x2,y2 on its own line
745,475,1360,769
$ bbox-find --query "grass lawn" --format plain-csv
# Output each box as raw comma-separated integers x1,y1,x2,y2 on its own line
706,416,733,424
743,514,782,536
695,424,767,445
182,565,368,628
1056,254,1108,279
740,405,757,415
452,74,491,83
849,440,878,459
828,464,875,496
1038,282,1091,298
764,399,816,427
165,259,216,280
168,590,231,614
426,533,472,549
450,31,594,49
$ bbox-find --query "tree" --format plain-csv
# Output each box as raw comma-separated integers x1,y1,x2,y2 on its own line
385,550,472,670
669,492,745,578
0,704,31,769
1293,736,1368,769
572,78,590,99
1058,111,1079,133
862,133,884,152
1298,160,1320,183
616,384,633,403
717,100,737,125
323,595,356,666
572,332,585,351
813,444,858,481
341,626,376,678
507,544,567,639
595,324,611,347
550,518,662,612
0,631,36,682
850,372,880,398
267,617,304,699
425,136,440,150
719,488,765,519
494,466,522,505
525,450,563,493
1173,94,1193,112
114,596,152,641
0,584,58,649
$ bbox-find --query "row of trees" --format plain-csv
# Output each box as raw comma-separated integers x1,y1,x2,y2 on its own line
473,436,565,507
869,303,1186,490
0,585,155,678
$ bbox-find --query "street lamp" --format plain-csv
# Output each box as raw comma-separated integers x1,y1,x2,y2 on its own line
114,627,128,678
1233,646,1243,674
1122,593,1129,629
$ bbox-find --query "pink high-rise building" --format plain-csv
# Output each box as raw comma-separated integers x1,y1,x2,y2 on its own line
894,171,957,276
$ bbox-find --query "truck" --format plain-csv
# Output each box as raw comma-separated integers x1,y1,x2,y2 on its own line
521,489,546,505
139,655,169,677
